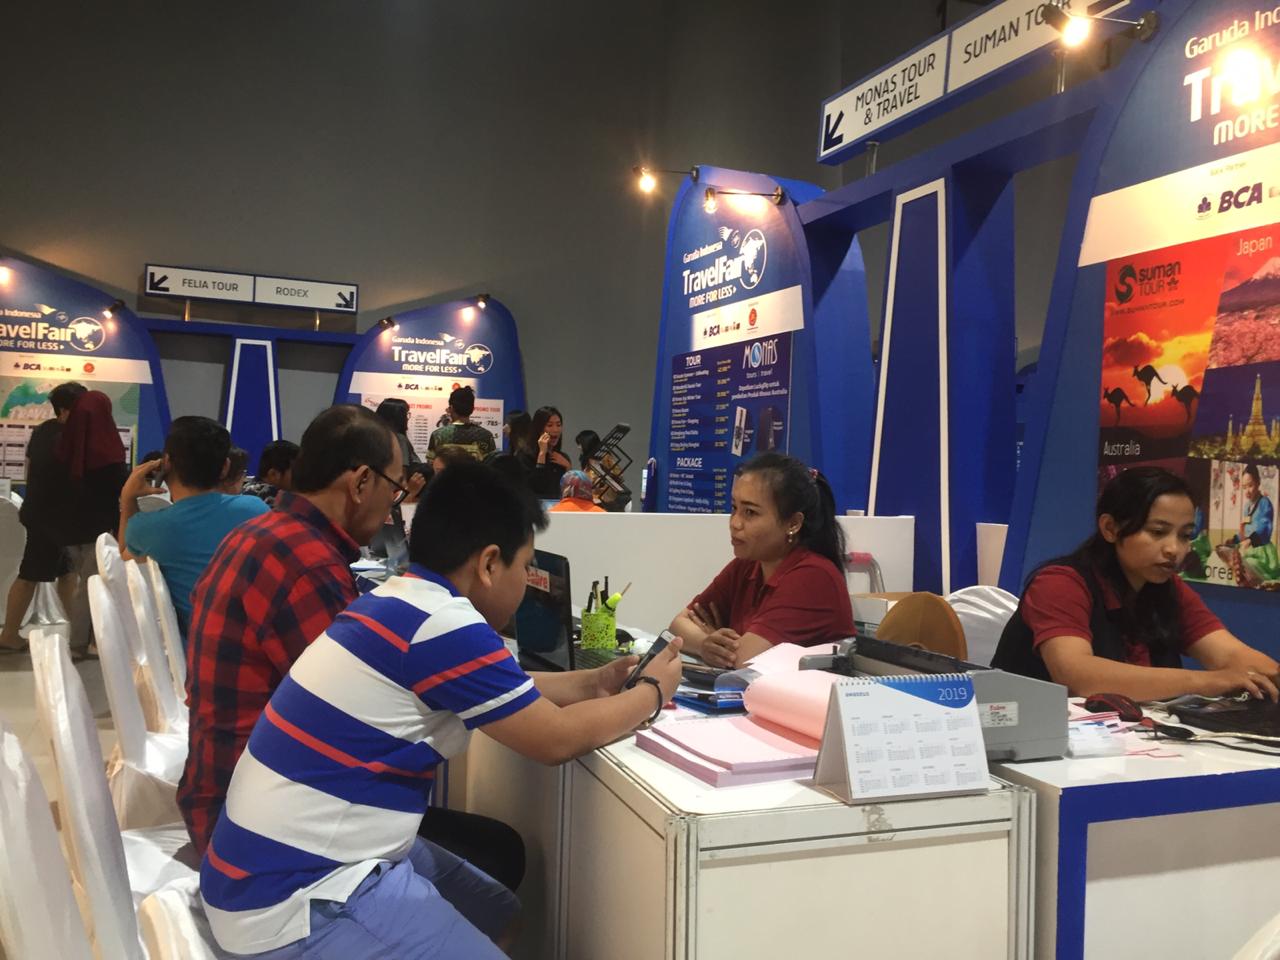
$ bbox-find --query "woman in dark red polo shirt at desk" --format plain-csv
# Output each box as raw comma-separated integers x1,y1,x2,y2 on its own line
992,467,1279,701
669,453,855,668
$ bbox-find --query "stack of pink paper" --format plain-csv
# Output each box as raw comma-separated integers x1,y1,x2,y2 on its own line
635,715,820,787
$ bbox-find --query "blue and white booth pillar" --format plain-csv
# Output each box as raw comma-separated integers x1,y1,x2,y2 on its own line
866,169,1017,595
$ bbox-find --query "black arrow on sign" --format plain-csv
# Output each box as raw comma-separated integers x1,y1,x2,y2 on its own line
336,291,355,310
822,110,845,153
148,271,170,293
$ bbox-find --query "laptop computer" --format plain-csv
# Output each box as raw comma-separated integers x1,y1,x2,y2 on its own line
514,550,620,672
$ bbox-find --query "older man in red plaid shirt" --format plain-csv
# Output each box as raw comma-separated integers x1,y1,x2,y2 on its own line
179,405,408,854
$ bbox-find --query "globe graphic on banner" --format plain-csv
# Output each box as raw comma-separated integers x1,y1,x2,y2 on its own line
68,316,106,352
464,343,493,374
739,229,767,289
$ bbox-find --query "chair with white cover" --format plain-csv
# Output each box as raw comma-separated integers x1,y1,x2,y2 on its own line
138,876,227,960
0,721,94,960
0,497,25,625
147,560,188,707
1235,910,1280,960
96,532,168,732
88,578,186,829
29,629,197,960
946,585,1019,668
126,559,186,733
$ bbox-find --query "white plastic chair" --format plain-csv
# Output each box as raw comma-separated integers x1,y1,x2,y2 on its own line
946,585,1019,667
1235,910,1280,960
0,721,95,960
137,493,173,513
126,559,185,733
97,533,169,732
88,579,187,829
147,559,189,708
29,630,197,960
138,876,227,960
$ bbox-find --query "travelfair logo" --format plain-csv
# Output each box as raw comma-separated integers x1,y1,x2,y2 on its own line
681,225,769,307
0,311,106,352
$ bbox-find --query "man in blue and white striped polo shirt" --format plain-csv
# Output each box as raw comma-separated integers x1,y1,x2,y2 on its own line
200,461,683,957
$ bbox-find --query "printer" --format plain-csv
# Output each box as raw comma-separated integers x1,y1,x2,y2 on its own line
800,635,1068,761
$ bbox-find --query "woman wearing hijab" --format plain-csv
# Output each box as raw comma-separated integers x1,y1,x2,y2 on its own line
54,390,130,657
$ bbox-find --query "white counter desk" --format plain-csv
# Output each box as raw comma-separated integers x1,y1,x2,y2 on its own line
457,725,1035,960
994,740,1280,959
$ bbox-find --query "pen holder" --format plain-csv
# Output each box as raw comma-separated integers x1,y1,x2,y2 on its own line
580,607,617,650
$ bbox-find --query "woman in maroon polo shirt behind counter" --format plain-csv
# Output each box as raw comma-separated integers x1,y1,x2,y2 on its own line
669,453,855,669
992,466,1279,701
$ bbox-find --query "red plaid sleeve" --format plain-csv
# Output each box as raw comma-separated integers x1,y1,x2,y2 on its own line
178,500,358,854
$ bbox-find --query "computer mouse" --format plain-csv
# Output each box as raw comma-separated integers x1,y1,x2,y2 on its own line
1083,692,1144,722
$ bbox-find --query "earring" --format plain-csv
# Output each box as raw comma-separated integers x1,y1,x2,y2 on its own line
787,529,797,543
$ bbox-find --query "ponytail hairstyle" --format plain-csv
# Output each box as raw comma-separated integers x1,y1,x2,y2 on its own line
735,453,846,573
1049,466,1194,660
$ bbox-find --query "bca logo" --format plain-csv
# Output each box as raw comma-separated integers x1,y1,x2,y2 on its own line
1218,182,1264,213
1114,264,1137,304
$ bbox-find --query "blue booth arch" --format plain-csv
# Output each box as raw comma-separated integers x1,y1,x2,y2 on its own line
0,254,171,462
336,297,527,458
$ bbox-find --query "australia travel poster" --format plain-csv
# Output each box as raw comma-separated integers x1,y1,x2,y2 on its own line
1099,221,1280,591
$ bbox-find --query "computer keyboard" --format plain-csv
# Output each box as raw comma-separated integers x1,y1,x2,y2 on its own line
1171,696,1280,740
574,646,619,670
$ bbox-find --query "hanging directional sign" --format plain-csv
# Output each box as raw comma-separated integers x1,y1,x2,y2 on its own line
143,263,359,314
144,264,255,303
254,275,359,313
818,0,1142,165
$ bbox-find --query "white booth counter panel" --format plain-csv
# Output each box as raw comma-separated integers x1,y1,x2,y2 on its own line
535,512,915,633
994,745,1280,960
459,731,1034,960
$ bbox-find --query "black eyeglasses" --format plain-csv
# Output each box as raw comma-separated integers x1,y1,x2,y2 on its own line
366,465,410,506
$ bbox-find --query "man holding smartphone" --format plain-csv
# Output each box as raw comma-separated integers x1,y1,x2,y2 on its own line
199,461,682,958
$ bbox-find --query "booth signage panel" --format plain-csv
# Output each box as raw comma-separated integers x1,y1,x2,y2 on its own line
651,170,814,514
145,263,359,313
818,36,948,159
690,283,804,351
336,300,525,463
254,275,358,312
145,264,254,303
818,0,1141,162
948,0,1130,91
1080,140,1280,265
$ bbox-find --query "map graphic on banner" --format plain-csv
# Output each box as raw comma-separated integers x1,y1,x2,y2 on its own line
1099,219,1280,591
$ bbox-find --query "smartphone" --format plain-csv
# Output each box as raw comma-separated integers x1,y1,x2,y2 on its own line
625,630,675,689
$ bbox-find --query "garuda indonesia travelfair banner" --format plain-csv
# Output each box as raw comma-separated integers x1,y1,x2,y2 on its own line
1088,0,1280,592
336,298,526,460
0,257,169,477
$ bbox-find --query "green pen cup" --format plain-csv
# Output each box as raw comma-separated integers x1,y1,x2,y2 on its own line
580,607,617,650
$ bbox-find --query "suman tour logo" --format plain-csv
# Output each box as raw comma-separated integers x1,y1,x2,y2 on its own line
1115,261,1181,303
